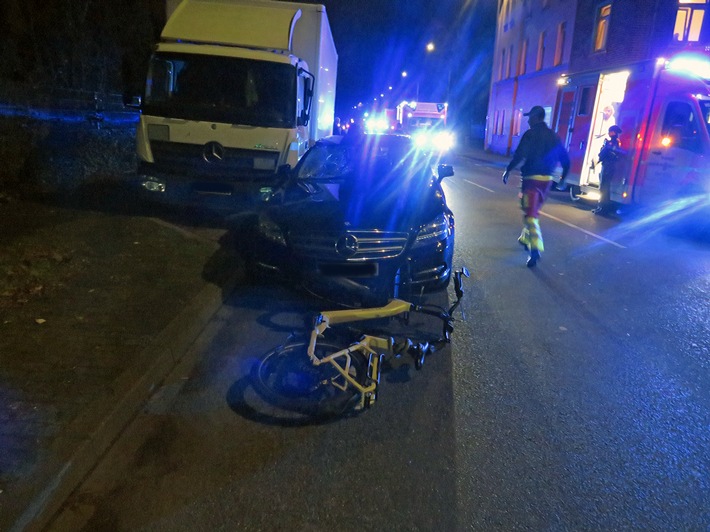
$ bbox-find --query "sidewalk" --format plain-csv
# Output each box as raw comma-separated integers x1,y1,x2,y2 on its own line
0,191,240,531
454,142,510,168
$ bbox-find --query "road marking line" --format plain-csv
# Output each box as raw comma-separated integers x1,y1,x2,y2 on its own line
540,211,626,248
464,179,495,193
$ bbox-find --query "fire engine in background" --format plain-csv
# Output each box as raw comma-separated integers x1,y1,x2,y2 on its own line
396,101,455,153
554,52,710,212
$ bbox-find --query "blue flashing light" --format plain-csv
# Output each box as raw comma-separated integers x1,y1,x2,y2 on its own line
666,53,710,80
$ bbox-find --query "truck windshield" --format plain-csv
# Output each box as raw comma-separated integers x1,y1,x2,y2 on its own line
144,52,297,128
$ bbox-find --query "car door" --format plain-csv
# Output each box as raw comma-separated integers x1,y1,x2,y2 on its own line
637,99,702,204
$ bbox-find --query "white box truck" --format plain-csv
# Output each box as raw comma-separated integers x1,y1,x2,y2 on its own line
134,0,337,210
554,52,710,212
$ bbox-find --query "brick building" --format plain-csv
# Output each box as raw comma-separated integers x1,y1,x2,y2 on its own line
486,0,710,155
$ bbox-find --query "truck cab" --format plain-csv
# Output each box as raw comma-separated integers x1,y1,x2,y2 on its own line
133,0,337,212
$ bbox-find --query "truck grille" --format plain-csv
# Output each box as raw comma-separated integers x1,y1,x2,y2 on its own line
289,230,410,261
149,140,279,180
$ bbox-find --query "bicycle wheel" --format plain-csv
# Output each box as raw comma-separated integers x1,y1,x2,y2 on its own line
252,342,368,418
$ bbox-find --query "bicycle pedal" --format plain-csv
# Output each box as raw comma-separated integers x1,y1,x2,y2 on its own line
393,338,412,356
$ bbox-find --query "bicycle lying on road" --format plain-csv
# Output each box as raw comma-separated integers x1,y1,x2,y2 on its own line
252,267,469,419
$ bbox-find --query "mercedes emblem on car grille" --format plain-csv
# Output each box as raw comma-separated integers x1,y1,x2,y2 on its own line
202,141,225,163
335,234,359,257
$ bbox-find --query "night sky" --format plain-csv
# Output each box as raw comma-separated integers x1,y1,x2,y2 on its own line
0,0,495,130
312,0,496,127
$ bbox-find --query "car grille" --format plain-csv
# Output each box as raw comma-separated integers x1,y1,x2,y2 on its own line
289,230,410,261
149,140,279,180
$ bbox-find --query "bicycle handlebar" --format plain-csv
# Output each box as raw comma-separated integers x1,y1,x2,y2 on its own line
308,267,470,362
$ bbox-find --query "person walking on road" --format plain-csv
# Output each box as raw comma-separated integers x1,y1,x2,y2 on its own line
592,124,624,215
502,105,570,267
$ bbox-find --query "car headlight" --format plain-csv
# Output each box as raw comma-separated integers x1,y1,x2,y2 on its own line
258,216,286,246
432,131,455,152
413,213,451,248
413,131,430,149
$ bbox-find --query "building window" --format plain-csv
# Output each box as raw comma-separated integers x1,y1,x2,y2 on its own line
506,45,513,78
519,38,528,75
578,87,592,116
513,109,523,136
674,0,707,42
554,22,566,66
498,109,506,135
536,31,546,71
499,49,506,80
594,3,612,52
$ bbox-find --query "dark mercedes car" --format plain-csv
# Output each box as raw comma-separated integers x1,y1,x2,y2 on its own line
251,133,455,304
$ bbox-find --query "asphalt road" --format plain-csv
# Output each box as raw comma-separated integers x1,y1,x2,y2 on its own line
49,155,710,531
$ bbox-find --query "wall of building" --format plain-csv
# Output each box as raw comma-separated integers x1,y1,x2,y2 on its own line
569,0,674,73
486,0,577,155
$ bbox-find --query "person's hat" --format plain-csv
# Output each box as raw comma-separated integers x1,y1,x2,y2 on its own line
609,125,622,134
523,105,545,119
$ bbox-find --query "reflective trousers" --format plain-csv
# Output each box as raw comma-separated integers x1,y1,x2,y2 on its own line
518,176,553,252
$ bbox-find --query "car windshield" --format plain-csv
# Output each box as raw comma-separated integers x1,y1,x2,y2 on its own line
296,136,428,182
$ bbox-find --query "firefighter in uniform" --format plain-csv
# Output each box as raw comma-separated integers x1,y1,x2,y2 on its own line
592,124,624,215
502,106,570,267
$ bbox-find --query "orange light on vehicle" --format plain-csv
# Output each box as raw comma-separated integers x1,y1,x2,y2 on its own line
661,136,672,147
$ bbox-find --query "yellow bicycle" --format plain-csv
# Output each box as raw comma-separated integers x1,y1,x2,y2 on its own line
252,267,469,418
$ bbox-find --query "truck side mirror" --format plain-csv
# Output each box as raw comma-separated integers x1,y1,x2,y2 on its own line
124,95,142,109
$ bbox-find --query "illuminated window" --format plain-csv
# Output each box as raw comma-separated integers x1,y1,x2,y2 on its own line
554,22,566,66
594,3,612,52
513,109,523,136
537,31,546,71
674,0,707,42
519,38,528,75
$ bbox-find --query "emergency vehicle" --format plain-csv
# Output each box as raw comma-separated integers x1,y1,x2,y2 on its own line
553,52,710,210
396,101,454,153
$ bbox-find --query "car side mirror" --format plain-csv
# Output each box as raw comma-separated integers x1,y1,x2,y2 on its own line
437,164,454,183
277,163,292,176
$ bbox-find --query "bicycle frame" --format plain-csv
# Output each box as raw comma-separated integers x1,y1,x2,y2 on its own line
307,299,413,410
304,267,469,411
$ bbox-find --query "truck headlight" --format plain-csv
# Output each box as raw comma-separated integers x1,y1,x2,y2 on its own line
413,213,451,248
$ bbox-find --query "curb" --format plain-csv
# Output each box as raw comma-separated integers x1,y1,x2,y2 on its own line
10,273,240,532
